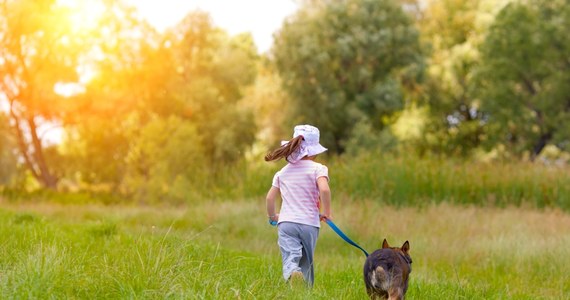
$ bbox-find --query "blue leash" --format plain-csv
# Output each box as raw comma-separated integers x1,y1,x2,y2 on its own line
269,217,369,257
324,219,369,257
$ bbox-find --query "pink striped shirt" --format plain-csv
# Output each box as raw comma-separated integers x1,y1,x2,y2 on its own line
272,160,329,228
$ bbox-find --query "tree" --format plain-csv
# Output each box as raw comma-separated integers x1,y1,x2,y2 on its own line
0,0,85,188
58,1,167,187
61,10,258,194
419,0,483,155
272,0,423,153
476,0,570,158
122,116,205,203
412,0,514,156
0,0,153,189
166,12,258,163
241,62,291,150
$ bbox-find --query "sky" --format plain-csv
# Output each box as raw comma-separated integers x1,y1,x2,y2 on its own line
127,0,299,53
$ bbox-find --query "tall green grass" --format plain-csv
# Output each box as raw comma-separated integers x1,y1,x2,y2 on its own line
186,154,570,210
333,154,570,210
1,201,569,299
2,155,568,210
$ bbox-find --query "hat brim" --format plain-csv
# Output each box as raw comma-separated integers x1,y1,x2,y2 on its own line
306,144,328,157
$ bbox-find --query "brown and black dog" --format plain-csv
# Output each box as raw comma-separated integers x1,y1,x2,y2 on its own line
363,239,412,300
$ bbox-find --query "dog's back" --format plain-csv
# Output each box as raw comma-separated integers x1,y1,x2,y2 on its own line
363,239,412,300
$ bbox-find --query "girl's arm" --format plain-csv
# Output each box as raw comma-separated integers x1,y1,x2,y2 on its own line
266,186,280,222
317,177,331,221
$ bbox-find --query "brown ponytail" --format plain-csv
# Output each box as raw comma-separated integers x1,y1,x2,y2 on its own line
265,135,304,162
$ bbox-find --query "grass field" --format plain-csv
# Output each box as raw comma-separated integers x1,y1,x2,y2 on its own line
1,198,569,299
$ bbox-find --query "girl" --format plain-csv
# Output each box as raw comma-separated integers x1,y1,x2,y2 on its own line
265,124,332,287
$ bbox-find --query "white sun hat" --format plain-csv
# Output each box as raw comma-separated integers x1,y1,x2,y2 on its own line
281,124,328,163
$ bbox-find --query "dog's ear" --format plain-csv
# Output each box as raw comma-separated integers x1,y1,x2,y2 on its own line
382,238,390,249
401,241,410,253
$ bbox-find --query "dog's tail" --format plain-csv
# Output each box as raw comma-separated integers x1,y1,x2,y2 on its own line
370,266,390,292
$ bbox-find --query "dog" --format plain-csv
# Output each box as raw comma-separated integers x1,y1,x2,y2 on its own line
363,239,412,300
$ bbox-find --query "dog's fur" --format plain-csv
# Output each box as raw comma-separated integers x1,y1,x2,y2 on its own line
363,239,412,300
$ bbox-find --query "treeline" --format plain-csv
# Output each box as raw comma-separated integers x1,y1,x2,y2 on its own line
0,0,569,202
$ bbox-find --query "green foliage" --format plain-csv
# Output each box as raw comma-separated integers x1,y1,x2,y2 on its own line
55,4,168,187
60,115,134,186
273,0,423,153
0,114,18,184
0,0,90,188
241,63,291,150
476,0,570,157
7,154,568,212
2,0,570,198
416,0,492,156
54,11,259,193
122,116,205,203
167,12,258,163
0,1,261,193
343,120,399,156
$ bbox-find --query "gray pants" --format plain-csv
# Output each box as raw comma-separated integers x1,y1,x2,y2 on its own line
277,222,319,286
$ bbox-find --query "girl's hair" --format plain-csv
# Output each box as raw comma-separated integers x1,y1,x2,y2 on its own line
265,135,304,162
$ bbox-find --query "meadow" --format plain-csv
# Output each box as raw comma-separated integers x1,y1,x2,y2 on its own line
1,157,570,299
1,200,569,299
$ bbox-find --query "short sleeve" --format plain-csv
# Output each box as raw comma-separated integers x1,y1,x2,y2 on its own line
271,172,280,188
315,164,329,181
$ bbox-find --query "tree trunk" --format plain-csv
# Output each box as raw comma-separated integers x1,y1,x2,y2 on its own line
9,107,58,189
27,116,58,189
530,132,552,161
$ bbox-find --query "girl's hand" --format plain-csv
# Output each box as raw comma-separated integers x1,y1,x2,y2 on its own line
269,213,279,222
268,213,279,226
320,214,331,222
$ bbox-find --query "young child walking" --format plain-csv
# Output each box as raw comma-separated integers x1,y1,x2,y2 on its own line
265,124,332,287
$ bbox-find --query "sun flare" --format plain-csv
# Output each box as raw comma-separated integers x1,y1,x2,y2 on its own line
56,0,106,33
